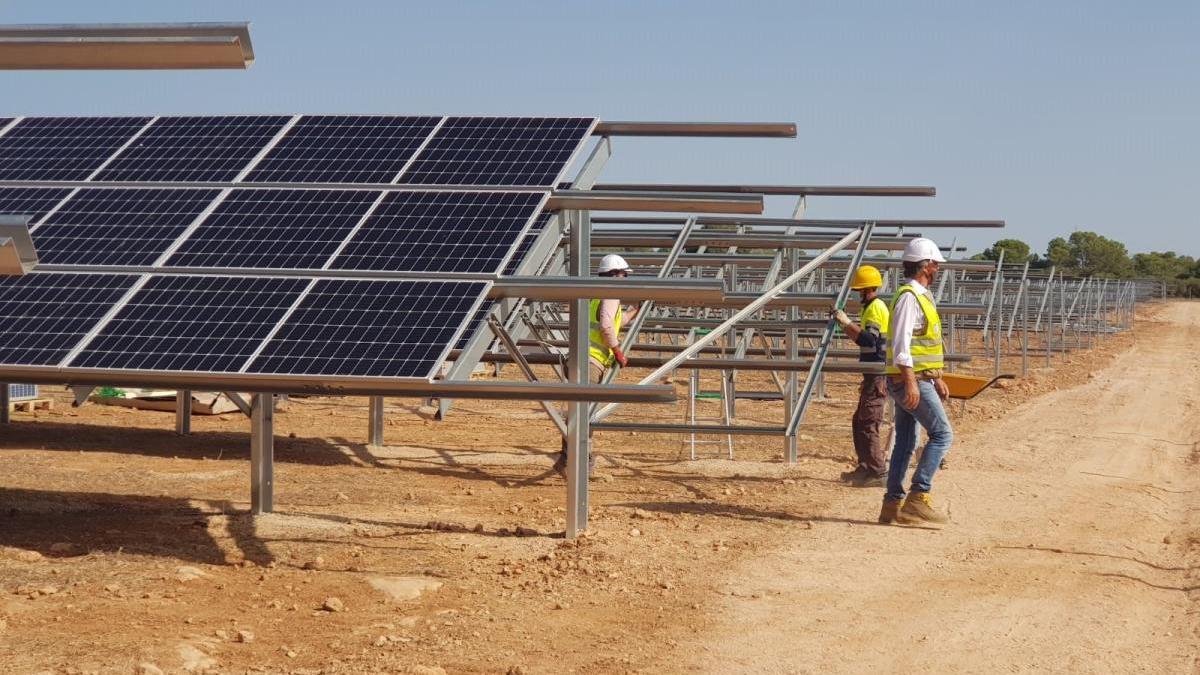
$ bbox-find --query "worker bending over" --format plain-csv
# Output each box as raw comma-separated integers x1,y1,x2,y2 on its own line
879,238,953,525
832,265,889,487
553,254,637,476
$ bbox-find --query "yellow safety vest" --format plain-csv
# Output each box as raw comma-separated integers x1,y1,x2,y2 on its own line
588,299,623,367
859,296,890,361
885,284,943,374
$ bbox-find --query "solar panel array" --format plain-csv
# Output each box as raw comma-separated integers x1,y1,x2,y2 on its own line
0,114,595,382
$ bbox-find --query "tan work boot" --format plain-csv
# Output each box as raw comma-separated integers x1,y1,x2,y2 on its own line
878,497,902,524
898,491,949,524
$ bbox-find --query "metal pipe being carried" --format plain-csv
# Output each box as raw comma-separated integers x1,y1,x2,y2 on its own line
590,227,863,423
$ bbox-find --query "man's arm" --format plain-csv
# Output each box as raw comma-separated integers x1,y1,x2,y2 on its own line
890,293,921,409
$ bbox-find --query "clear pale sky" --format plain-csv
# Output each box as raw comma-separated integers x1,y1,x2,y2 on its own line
2,1,1196,256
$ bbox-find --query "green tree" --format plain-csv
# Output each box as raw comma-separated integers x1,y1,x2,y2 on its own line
1045,237,1074,271
1068,231,1131,278
979,238,1033,264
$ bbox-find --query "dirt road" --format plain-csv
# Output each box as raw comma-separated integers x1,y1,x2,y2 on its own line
665,303,1200,673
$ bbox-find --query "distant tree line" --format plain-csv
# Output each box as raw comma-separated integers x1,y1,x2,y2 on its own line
972,232,1200,297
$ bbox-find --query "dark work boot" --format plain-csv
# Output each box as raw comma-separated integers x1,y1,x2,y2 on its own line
878,497,903,524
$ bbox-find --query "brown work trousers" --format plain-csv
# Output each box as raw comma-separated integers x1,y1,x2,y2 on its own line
852,373,889,475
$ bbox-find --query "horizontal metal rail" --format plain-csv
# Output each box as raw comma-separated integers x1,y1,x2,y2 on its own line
593,422,786,435
592,184,935,197
592,121,797,137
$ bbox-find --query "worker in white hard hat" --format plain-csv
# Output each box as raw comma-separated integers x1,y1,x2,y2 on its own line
553,253,638,477
878,237,953,525
831,264,890,487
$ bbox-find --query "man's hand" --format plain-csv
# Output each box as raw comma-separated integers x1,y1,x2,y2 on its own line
903,377,921,411
832,308,851,327
612,347,629,368
933,377,950,401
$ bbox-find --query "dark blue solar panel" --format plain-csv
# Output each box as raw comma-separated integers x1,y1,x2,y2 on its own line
93,115,291,183
0,273,139,367
0,117,151,182
69,275,309,373
32,188,222,267
329,191,543,274
398,117,594,187
244,115,441,184
247,279,486,378
453,300,494,350
501,213,553,276
164,188,381,269
0,187,74,225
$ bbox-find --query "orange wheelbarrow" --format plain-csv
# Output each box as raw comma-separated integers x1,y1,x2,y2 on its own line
941,373,1015,400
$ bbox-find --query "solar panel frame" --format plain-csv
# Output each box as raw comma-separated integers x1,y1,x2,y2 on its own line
397,116,596,187
93,115,292,183
30,187,224,267
329,190,547,275
0,272,141,367
245,278,489,380
0,116,152,182
163,188,384,270
243,115,442,184
67,274,312,374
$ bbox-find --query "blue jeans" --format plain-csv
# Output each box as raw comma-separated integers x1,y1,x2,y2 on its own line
886,378,953,501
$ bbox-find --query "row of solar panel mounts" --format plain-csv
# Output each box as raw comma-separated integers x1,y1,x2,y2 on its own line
0,115,596,382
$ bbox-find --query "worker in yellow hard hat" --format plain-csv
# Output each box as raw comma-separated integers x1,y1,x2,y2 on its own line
831,264,890,487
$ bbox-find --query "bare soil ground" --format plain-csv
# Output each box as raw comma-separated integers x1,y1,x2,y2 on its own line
0,302,1195,674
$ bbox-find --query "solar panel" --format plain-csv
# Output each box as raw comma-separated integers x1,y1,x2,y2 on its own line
0,187,74,225
243,115,441,184
501,213,553,276
93,115,291,183
329,191,543,274
398,117,593,187
164,188,381,269
0,116,151,182
247,279,487,378
69,275,309,373
32,188,222,266
0,273,139,367
453,301,494,350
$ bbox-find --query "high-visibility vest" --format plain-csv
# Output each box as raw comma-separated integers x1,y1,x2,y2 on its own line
588,299,623,367
885,284,944,374
859,296,890,362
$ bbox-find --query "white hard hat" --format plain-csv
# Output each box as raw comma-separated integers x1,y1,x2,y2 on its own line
598,253,631,274
901,237,947,263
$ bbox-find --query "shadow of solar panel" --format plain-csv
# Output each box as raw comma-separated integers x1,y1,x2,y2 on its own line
0,273,139,367
165,188,382,269
501,212,553,276
0,187,74,225
0,117,151,181
244,115,441,184
69,275,309,373
33,187,222,266
247,279,487,378
329,191,542,274
94,115,290,183
398,117,593,187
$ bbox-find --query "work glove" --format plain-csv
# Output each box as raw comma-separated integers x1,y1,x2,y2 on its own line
831,308,851,327
612,347,629,368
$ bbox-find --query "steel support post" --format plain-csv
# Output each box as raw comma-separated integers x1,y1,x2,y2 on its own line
993,268,1003,377
368,396,385,448
0,384,9,425
1022,279,1029,376
250,393,275,515
565,209,590,539
175,390,192,435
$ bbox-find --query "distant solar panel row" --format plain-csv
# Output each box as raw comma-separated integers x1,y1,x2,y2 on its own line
0,272,487,380
0,115,593,187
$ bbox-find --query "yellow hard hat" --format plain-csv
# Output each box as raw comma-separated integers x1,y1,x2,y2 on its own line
850,265,883,290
